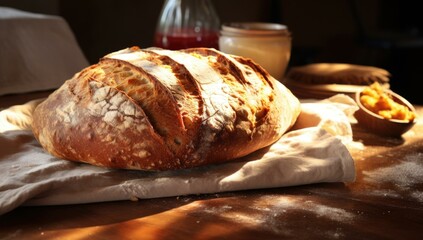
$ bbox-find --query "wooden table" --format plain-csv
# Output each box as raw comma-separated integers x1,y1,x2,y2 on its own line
1,91,422,240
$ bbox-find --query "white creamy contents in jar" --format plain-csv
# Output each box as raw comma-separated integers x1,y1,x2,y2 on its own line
219,22,291,81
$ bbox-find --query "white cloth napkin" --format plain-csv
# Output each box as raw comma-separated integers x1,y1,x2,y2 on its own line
0,95,358,215
0,7,89,95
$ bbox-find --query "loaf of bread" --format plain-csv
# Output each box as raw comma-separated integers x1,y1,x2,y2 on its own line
32,47,301,171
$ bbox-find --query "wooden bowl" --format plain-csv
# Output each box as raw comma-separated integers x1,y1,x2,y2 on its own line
354,89,418,137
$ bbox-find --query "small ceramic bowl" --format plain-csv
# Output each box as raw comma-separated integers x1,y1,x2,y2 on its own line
354,89,418,137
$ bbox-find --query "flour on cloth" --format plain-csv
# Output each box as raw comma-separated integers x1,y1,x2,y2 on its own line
0,94,357,215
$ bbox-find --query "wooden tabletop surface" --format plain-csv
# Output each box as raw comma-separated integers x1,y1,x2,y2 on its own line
0,91,422,240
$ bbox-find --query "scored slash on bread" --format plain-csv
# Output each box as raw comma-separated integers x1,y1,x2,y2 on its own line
32,46,301,171
100,51,201,159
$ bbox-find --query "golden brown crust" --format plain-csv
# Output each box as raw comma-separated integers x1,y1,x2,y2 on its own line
32,47,301,171
286,63,390,85
32,78,176,170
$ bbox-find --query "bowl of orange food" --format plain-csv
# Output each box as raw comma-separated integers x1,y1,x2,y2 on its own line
354,82,418,137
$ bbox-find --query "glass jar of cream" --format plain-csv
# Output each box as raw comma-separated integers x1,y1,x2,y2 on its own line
219,22,291,81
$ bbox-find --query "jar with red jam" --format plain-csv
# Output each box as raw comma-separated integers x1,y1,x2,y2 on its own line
154,0,220,50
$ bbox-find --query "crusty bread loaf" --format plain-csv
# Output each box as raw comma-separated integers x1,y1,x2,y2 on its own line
32,47,301,171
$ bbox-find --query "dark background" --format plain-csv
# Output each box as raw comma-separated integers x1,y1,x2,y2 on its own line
1,0,422,103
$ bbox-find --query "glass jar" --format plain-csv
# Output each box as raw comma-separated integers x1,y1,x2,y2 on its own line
154,0,220,50
219,22,292,80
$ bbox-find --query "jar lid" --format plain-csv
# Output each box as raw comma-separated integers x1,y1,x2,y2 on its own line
221,22,290,37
